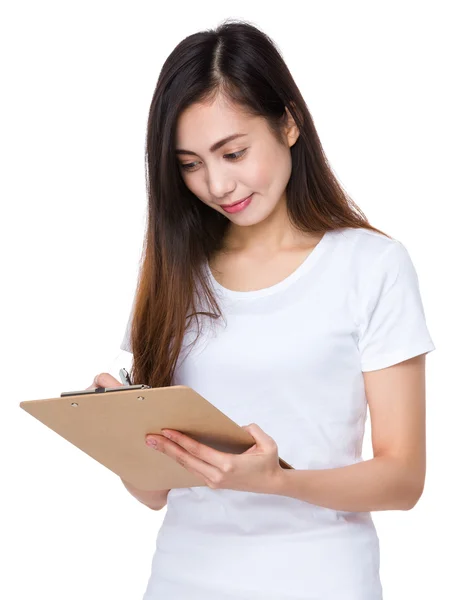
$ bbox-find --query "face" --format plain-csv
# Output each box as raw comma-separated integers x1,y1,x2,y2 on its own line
175,93,299,228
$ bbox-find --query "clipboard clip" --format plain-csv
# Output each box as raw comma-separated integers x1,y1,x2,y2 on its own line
61,384,152,397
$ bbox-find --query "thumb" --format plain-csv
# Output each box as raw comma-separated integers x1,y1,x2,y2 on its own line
91,372,124,389
241,423,277,448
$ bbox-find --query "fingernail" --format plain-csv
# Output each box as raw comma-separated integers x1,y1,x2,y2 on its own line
146,438,157,447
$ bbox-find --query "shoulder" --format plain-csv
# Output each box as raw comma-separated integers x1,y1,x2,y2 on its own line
334,225,400,255
333,227,422,325
332,226,405,273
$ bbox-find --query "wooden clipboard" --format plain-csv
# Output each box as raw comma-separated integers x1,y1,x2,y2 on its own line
19,385,294,491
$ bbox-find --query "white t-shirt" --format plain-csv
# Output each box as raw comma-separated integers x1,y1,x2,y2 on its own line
120,227,436,600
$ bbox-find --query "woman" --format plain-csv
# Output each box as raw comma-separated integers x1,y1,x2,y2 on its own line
95,19,435,599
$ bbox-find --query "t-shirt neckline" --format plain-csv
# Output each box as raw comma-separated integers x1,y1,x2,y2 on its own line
205,229,334,300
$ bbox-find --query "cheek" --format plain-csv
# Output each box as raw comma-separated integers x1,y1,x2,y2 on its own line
247,159,273,190
182,174,205,202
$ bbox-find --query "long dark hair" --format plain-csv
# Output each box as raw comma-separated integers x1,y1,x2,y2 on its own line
128,18,391,388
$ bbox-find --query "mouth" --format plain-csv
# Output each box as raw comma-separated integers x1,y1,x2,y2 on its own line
220,194,254,213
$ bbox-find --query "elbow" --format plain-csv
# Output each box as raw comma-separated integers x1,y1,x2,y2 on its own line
148,497,168,511
402,482,425,511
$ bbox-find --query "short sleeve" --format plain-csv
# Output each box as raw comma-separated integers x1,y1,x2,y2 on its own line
357,241,436,372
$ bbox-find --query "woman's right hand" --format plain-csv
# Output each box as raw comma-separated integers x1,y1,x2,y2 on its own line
85,372,124,390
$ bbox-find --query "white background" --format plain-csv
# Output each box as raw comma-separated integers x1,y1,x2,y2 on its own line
2,2,458,598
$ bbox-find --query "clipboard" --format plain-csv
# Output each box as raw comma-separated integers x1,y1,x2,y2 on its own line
19,385,294,491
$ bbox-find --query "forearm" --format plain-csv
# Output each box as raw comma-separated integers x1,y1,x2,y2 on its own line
272,456,423,512
121,478,170,510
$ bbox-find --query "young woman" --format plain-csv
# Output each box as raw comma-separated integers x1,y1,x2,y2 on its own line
96,19,435,600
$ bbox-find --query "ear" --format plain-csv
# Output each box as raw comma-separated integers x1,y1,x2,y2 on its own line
284,104,300,148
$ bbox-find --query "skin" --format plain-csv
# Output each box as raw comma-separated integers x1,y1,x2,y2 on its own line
175,92,322,258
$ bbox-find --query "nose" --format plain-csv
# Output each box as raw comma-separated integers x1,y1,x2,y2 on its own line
207,165,235,202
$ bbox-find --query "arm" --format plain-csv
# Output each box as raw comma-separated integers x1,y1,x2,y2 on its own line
121,478,170,511
273,455,419,511
271,355,427,512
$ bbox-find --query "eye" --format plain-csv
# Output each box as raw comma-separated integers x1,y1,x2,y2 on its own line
224,149,248,161
180,149,248,172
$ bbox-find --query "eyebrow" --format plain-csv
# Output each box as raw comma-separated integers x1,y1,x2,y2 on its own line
175,133,248,156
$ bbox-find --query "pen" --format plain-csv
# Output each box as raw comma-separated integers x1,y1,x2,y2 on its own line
119,368,132,386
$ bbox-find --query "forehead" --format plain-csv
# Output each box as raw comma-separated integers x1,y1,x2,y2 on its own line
175,95,261,147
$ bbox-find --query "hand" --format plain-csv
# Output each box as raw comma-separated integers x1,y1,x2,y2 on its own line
85,372,123,390
145,423,285,495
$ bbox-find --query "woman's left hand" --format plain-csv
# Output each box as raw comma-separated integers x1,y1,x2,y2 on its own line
145,423,285,495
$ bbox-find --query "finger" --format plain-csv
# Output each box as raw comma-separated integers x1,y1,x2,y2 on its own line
160,430,233,471
96,372,124,387
150,436,223,485
86,372,124,390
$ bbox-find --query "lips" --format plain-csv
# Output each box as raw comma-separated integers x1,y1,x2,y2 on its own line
221,194,253,214
221,194,253,208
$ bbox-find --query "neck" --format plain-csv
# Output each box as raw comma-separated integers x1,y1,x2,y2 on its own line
223,196,317,256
